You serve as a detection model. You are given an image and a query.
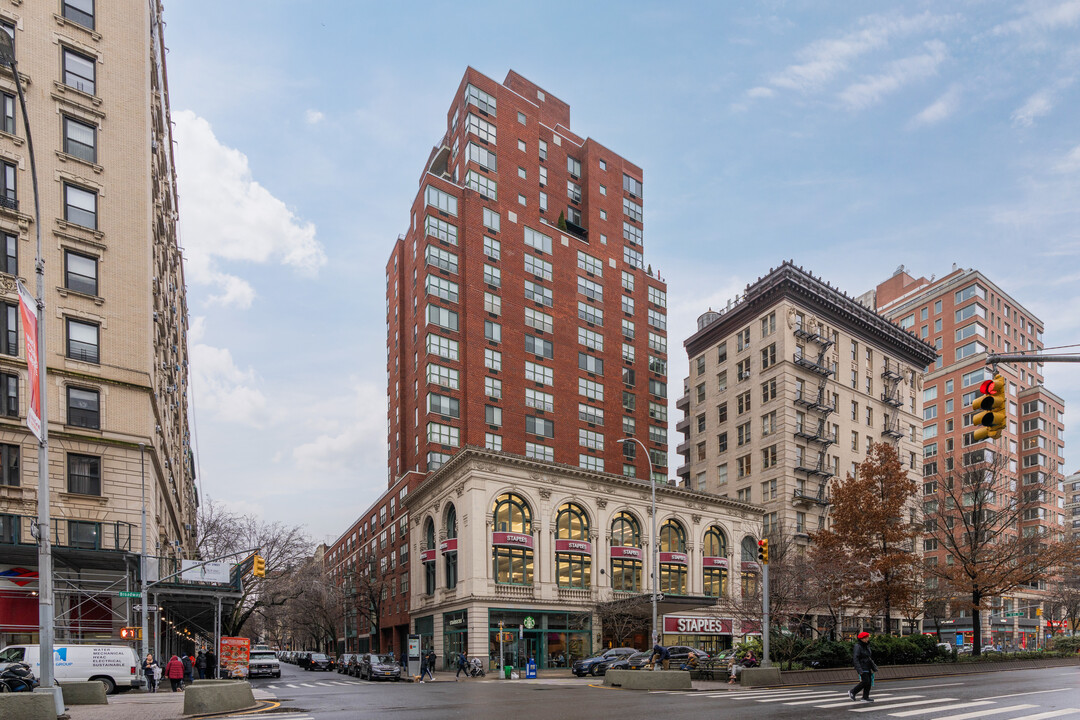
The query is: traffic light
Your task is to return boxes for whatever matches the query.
[1036,608,1043,617]
[252,554,266,577]
[757,539,769,565]
[972,374,1006,441]
[120,627,142,640]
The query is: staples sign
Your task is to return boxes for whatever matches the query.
[662,615,733,635]
[702,556,728,568]
[440,538,458,554]
[609,546,642,560]
[555,539,591,554]
[658,552,688,565]
[492,532,534,549]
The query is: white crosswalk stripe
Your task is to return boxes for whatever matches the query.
[265,684,278,689]
[786,693,902,705]
[1006,711,1080,720]
[889,701,1005,717]
[849,698,957,712]
[286,683,299,688]
[917,705,1038,720]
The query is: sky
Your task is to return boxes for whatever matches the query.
[161,0,1080,544]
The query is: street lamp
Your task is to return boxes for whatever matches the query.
[0,29,62,717]
[618,438,657,648]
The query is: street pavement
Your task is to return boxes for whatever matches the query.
[238,661,1079,720]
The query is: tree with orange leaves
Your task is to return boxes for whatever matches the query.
[812,441,919,634]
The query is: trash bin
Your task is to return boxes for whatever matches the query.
[503,665,512,679]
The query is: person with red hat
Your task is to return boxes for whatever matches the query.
[848,631,879,702]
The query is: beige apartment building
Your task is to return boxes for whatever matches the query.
[0,1,195,647]
[676,263,938,557]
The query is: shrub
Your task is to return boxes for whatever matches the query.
[1049,636,1080,653]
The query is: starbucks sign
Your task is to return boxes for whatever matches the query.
[523,616,536,630]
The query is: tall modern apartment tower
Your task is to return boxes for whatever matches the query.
[386,68,669,485]
[0,1,194,646]
[869,266,1066,645]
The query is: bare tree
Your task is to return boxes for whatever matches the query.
[1047,559,1080,640]
[805,542,860,640]
[594,596,650,647]
[922,446,1079,656]
[343,551,392,653]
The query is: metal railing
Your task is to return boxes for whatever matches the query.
[0,515,135,551]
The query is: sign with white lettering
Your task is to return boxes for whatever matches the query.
[609,546,642,559]
[420,549,436,563]
[659,552,688,565]
[662,615,733,635]
[741,561,760,572]
[702,556,728,569]
[555,539,591,554]
[440,538,458,554]
[181,559,232,584]
[492,532,534,549]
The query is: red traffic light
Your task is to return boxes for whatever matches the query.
[978,379,995,394]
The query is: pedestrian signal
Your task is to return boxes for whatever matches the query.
[757,539,769,565]
[972,374,1006,441]
[120,627,142,640]
[252,554,266,577]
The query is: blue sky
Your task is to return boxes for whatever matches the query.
[163,1,1080,541]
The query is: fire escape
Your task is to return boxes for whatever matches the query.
[792,322,834,530]
[880,359,905,442]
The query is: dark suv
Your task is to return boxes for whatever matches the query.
[360,653,401,682]
[572,647,637,677]
[338,654,356,674]
[306,653,333,671]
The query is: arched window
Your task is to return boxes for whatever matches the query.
[424,518,436,596]
[659,520,687,595]
[703,526,728,597]
[556,503,591,589]
[492,493,533,585]
[610,512,642,592]
[445,504,458,589]
[740,535,758,598]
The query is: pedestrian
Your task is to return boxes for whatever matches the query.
[141,654,159,693]
[420,652,433,682]
[848,631,879,703]
[651,642,670,670]
[426,649,436,676]
[727,653,739,684]
[206,650,217,680]
[456,651,468,679]
[164,654,184,692]
[181,653,194,687]
[196,649,207,679]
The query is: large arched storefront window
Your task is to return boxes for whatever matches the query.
[444,504,458,589]
[740,535,759,598]
[659,519,688,595]
[609,512,642,592]
[703,526,728,597]
[556,503,591,589]
[492,493,533,585]
[424,518,436,596]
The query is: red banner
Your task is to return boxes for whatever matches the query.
[555,539,591,554]
[610,546,642,560]
[420,549,436,563]
[663,615,732,635]
[440,538,458,554]
[17,281,40,442]
[702,556,728,568]
[492,532,533,549]
[741,561,760,572]
[659,552,688,565]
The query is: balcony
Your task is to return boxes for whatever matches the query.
[0,194,16,213]
[881,418,904,439]
[675,394,689,412]
[881,390,903,409]
[793,353,834,377]
[794,424,836,447]
[493,583,535,601]
[881,360,903,381]
[564,219,588,240]
[0,516,136,552]
[558,587,594,603]
[795,461,834,479]
[792,487,831,507]
[676,416,691,434]
[795,392,835,414]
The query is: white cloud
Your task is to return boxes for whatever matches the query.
[189,315,207,343]
[769,12,946,94]
[305,109,325,125]
[746,86,775,99]
[1055,143,1080,173]
[291,381,386,476]
[909,84,962,127]
[838,40,948,111]
[992,0,1080,35]
[190,344,275,428]
[174,110,326,308]
[1012,89,1056,126]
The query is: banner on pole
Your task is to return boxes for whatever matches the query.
[16,280,40,442]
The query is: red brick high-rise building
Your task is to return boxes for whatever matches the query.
[386,68,669,482]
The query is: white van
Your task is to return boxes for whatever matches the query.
[0,644,143,694]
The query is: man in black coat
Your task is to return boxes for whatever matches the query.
[849,631,879,702]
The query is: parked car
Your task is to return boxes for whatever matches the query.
[338,654,356,674]
[359,653,401,681]
[306,653,333,671]
[605,650,650,672]
[666,646,710,665]
[572,647,637,677]
[346,654,362,677]
[248,650,281,679]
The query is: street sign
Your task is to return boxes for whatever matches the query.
[1005,611,1023,617]
[119,591,142,598]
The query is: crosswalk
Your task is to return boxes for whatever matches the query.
[648,686,1080,719]
[265,679,367,690]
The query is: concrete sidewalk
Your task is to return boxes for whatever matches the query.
[66,687,274,720]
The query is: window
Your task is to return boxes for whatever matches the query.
[622,319,635,339]
[577,250,603,276]
[69,520,100,549]
[485,433,502,451]
[484,292,501,316]
[567,180,582,203]
[623,197,643,222]
[578,301,603,326]
[524,225,552,254]
[760,312,776,336]
[0,161,15,210]
[649,379,666,398]
[1,232,14,276]
[0,303,15,357]
[955,341,986,360]
[761,378,776,403]
[578,327,603,352]
[623,173,643,197]
[525,361,552,386]
[717,402,728,423]
[483,235,500,260]
[621,270,635,292]
[427,393,460,419]
[525,334,553,359]
[955,284,987,304]
[623,221,643,246]
[622,342,635,363]
[1,93,14,135]
[427,421,459,447]
[0,371,16,417]
[736,358,751,381]
[485,405,502,427]
[647,308,666,330]
[465,113,496,143]
[67,386,99,429]
[578,401,602,424]
[737,421,751,446]
[579,377,603,402]
[66,318,99,363]
[481,207,500,234]
[482,263,501,288]
[648,355,666,375]
[760,343,776,369]
[609,512,642,592]
[465,171,497,200]
[425,185,457,216]
[426,363,459,389]
[578,276,603,301]
[524,307,552,334]
[567,155,581,178]
[648,286,667,308]
[649,332,667,354]
[623,246,643,269]
[466,142,498,172]
[493,493,533,585]
[955,304,986,323]
[578,352,603,375]
[425,304,458,332]
[717,432,728,453]
[0,443,16,487]
[556,503,591,588]
[425,274,459,303]
[484,376,502,399]
[62,48,96,95]
[484,348,501,372]
[464,84,496,115]
[526,415,554,438]
[426,334,458,361]
[67,453,100,495]
[736,391,751,415]
[524,253,552,280]
[761,411,777,437]
[736,454,751,478]
[580,428,604,451]
[62,116,97,163]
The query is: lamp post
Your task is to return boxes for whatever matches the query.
[140,443,149,662]
[618,438,657,647]
[0,30,62,717]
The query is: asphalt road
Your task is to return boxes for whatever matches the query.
[239,661,1080,720]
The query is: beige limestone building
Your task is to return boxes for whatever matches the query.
[0,1,194,647]
[675,263,937,568]
[405,448,762,671]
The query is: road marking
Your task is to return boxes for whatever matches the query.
[314,681,334,686]
[889,701,996,717]
[1007,711,1080,720]
[300,682,316,687]
[918,705,1037,720]
[754,690,843,701]
[849,698,957,712]
[265,685,277,689]
[786,694,904,705]
[285,683,299,688]
[984,689,1072,700]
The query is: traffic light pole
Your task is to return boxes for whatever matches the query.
[985,353,1080,364]
[761,562,771,669]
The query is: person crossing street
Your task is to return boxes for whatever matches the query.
[849,631,879,702]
